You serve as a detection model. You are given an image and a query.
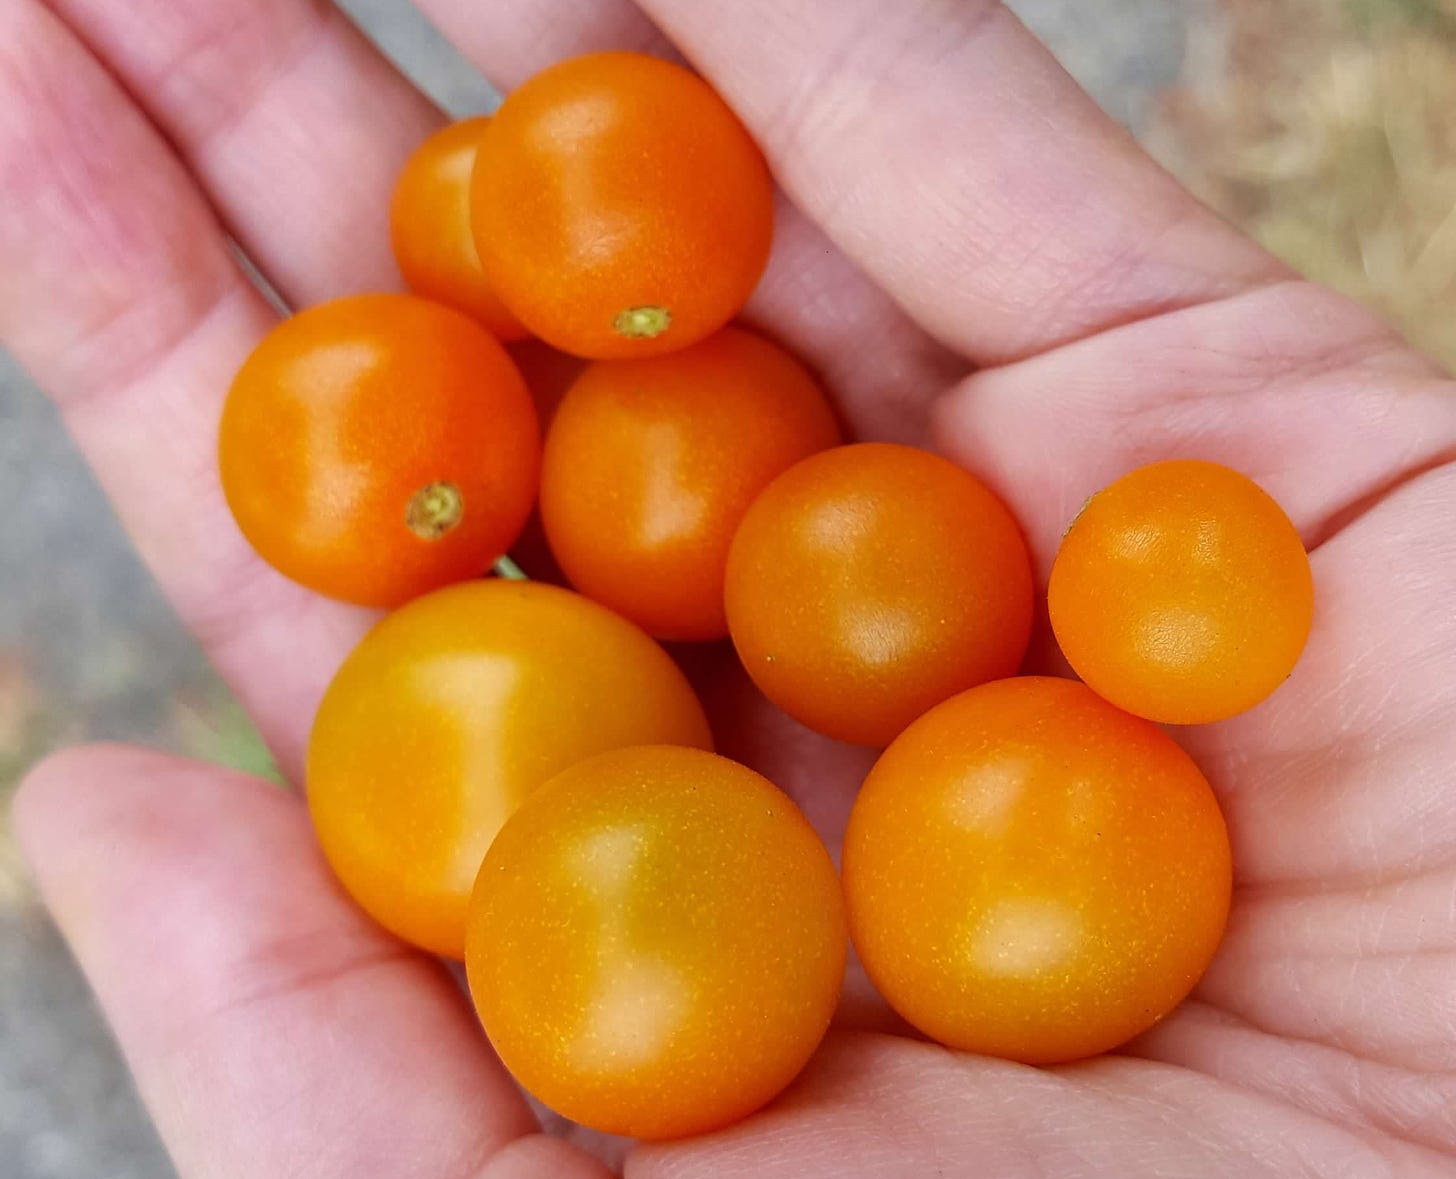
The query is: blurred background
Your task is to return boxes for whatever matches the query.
[2,0,1453,1175]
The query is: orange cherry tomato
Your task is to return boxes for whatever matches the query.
[724,443,1035,747]
[1049,459,1314,724]
[219,294,539,608]
[307,581,713,958]
[843,676,1231,1065]
[466,745,846,1139]
[539,327,841,641]
[471,52,774,359]
[390,118,529,341]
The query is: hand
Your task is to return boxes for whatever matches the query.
[5,1,1455,1175]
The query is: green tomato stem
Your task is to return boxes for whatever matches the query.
[493,554,529,581]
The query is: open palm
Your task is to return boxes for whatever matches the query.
[6,1,1456,1175]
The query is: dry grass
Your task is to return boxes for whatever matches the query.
[1153,0,1456,370]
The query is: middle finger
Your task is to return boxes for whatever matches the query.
[416,0,965,438]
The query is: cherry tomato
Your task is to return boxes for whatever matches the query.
[219,294,539,608]
[724,443,1035,747]
[1049,459,1314,724]
[471,52,774,359]
[843,676,1231,1064]
[466,745,846,1139]
[307,581,713,959]
[540,327,841,641]
[390,118,528,341]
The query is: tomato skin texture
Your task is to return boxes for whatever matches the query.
[1049,459,1314,724]
[843,677,1231,1065]
[466,745,846,1140]
[540,327,842,641]
[307,581,713,959]
[390,118,529,341]
[724,443,1035,747]
[471,52,774,359]
[219,294,540,608]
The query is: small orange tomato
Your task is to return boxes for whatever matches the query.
[466,745,846,1139]
[219,294,539,608]
[307,581,713,959]
[843,677,1231,1065]
[390,118,528,340]
[471,52,774,359]
[1049,459,1314,724]
[540,327,841,641]
[724,443,1035,747]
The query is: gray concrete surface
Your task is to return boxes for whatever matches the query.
[0,3,1190,1176]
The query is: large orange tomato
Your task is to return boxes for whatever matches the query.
[843,676,1231,1064]
[390,118,528,340]
[466,745,846,1139]
[1049,459,1314,724]
[219,294,539,608]
[725,443,1035,747]
[307,581,713,959]
[471,53,774,359]
[539,327,841,641]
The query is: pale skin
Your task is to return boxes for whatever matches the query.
[3,0,1455,1174]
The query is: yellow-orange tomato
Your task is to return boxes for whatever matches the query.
[390,118,528,340]
[725,443,1035,747]
[540,327,841,641]
[307,581,712,958]
[471,53,774,359]
[843,677,1231,1064]
[219,294,539,608]
[1049,459,1314,724]
[466,745,845,1139]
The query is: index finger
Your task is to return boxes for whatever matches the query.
[0,3,371,780]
